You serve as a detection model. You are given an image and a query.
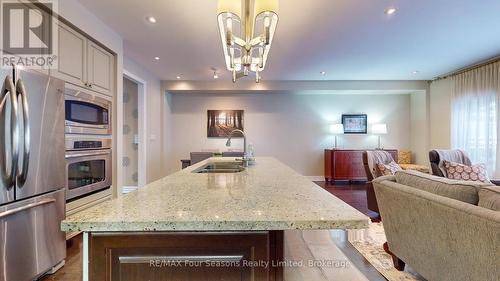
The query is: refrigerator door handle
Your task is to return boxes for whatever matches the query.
[15,79,30,186]
[0,76,19,188]
[0,198,56,219]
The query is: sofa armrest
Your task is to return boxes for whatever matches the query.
[373,180,500,281]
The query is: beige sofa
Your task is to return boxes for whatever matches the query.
[373,170,500,281]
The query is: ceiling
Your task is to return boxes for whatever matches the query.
[78,0,500,81]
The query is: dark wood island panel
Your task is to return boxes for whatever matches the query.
[88,231,283,281]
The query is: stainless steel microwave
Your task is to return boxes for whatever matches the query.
[65,84,112,135]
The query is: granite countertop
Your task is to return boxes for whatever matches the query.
[61,157,369,232]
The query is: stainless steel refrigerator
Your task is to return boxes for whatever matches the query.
[0,66,66,281]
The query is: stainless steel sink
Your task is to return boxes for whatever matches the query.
[193,162,245,173]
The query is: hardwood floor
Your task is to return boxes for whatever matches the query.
[315,181,380,220]
[316,181,386,280]
[41,182,383,281]
[40,236,83,281]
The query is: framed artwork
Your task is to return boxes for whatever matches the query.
[342,114,367,134]
[207,110,244,138]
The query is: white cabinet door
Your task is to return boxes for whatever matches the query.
[53,23,86,87]
[87,42,113,96]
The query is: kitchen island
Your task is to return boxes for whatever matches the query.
[62,157,369,281]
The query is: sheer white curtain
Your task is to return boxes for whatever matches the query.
[451,62,500,177]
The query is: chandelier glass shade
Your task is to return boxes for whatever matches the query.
[217,0,279,83]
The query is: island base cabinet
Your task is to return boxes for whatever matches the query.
[88,231,283,281]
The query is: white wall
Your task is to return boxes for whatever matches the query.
[410,91,430,165]
[168,93,414,176]
[164,93,174,174]
[124,57,169,183]
[429,78,452,149]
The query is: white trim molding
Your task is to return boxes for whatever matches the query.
[83,232,89,281]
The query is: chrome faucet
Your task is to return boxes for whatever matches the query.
[226,129,251,166]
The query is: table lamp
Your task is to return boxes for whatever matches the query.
[329,124,344,148]
[372,123,387,149]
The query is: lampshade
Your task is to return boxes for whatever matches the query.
[253,0,279,15]
[372,123,388,135]
[217,0,242,19]
[329,124,344,135]
[251,0,279,72]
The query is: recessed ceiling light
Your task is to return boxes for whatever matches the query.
[147,16,157,23]
[320,71,326,76]
[154,56,160,61]
[385,7,397,15]
[176,75,181,79]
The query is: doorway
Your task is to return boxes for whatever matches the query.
[122,71,147,193]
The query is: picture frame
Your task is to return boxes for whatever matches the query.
[207,110,244,138]
[341,114,367,134]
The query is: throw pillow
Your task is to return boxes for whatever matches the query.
[376,161,402,176]
[398,150,412,164]
[443,160,491,183]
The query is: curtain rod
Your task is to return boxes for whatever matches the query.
[433,54,500,81]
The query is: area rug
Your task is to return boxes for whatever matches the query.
[347,222,426,281]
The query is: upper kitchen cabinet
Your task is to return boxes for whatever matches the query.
[55,23,86,86]
[87,42,113,95]
[53,22,114,97]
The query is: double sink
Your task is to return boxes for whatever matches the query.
[193,161,245,174]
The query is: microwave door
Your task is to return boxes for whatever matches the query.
[0,70,16,205]
[14,70,65,201]
[64,87,111,135]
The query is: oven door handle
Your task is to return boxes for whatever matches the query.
[65,150,111,159]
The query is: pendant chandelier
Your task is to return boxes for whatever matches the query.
[217,0,279,83]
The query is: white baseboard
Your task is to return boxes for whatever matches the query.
[306,176,325,182]
[122,186,138,194]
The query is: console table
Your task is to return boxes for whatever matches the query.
[324,149,398,184]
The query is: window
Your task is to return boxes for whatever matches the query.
[451,63,499,176]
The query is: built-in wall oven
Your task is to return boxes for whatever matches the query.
[65,84,112,135]
[65,136,112,201]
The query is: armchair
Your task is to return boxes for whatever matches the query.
[363,150,396,216]
[429,149,500,185]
